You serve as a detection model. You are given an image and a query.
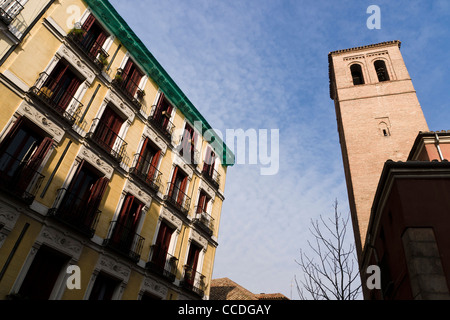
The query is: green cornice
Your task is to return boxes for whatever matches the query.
[83,0,234,166]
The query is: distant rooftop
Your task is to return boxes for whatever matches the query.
[210,278,289,300]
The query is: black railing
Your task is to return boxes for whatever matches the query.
[201,165,220,189]
[148,104,174,141]
[66,28,109,71]
[146,244,178,282]
[111,68,144,112]
[180,265,206,298]
[129,153,162,193]
[194,207,215,236]
[29,72,83,125]
[0,152,44,205]
[48,188,101,238]
[103,220,145,262]
[87,118,128,163]
[164,182,191,215]
[0,0,24,25]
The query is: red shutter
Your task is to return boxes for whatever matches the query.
[197,193,207,213]
[48,63,69,92]
[58,76,82,111]
[121,58,133,82]
[155,93,165,118]
[90,31,107,57]
[162,101,173,130]
[86,176,109,224]
[169,166,178,198]
[153,222,173,267]
[0,116,23,154]
[82,14,96,32]
[147,149,161,181]
[126,68,142,96]
[136,137,149,171]
[177,175,188,205]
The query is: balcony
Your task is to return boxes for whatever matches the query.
[87,118,128,163]
[29,72,83,125]
[129,153,162,193]
[103,220,145,262]
[201,165,220,189]
[164,182,191,216]
[148,105,174,142]
[0,152,44,205]
[180,265,206,298]
[0,0,24,25]
[66,28,109,71]
[111,68,144,112]
[194,207,215,237]
[48,188,101,238]
[146,244,178,282]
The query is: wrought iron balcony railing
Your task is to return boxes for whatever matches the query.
[129,153,162,193]
[0,0,24,25]
[0,152,44,205]
[164,182,191,215]
[201,165,220,189]
[194,207,215,236]
[148,104,174,141]
[48,188,101,238]
[66,28,109,71]
[111,68,144,112]
[146,244,178,282]
[29,72,83,125]
[103,220,145,262]
[180,265,206,298]
[87,118,128,163]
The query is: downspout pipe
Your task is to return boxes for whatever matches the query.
[434,133,445,161]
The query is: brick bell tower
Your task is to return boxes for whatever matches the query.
[328,40,429,261]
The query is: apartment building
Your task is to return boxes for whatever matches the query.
[0,0,234,300]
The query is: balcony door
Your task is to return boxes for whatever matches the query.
[110,194,144,249]
[43,60,82,113]
[80,14,108,58]
[168,166,188,206]
[180,123,197,163]
[184,242,201,286]
[94,105,124,152]
[153,93,173,130]
[152,221,175,268]
[18,246,69,300]
[59,160,108,230]
[0,117,53,195]
[202,147,216,178]
[135,138,161,182]
[121,58,143,97]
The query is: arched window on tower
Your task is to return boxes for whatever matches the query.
[374,60,390,82]
[350,64,364,85]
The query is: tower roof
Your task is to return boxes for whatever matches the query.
[328,40,401,99]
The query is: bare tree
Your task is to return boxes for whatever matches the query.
[295,199,361,300]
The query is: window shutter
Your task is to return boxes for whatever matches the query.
[82,14,96,32]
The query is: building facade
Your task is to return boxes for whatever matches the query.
[0,0,234,300]
[328,40,429,259]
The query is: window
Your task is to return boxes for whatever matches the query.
[196,190,210,214]
[106,193,144,260]
[91,105,126,161]
[350,64,364,85]
[0,117,52,202]
[39,60,83,115]
[0,0,25,25]
[79,14,109,61]
[151,221,175,268]
[51,160,108,237]
[183,242,202,288]
[179,123,197,164]
[89,272,120,300]
[132,137,161,187]
[150,93,174,138]
[374,60,390,82]
[119,58,143,97]
[18,246,69,300]
[202,147,215,178]
[168,166,188,207]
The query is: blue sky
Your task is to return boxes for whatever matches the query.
[109,0,450,299]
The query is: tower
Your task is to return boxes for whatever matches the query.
[328,41,429,260]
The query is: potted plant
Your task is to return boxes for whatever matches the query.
[97,53,109,69]
[69,27,84,40]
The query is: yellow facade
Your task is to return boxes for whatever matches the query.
[0,0,231,300]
